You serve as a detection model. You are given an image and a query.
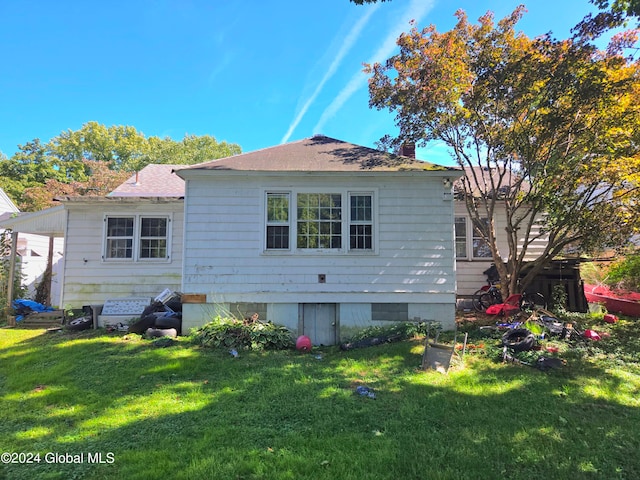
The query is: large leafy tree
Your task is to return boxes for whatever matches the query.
[575,0,640,38]
[0,122,242,211]
[366,6,640,295]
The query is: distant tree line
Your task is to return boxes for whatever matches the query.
[0,122,241,211]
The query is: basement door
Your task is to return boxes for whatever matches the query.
[301,303,337,346]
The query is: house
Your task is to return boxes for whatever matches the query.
[174,135,462,343]
[1,136,464,342]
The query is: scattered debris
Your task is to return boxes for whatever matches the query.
[355,386,376,399]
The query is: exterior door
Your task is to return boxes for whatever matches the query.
[301,303,337,346]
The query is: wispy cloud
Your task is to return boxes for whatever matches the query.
[313,0,435,135]
[280,5,380,144]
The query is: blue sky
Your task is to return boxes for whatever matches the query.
[0,0,602,166]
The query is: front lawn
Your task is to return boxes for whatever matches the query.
[1,318,639,479]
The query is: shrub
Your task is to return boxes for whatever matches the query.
[345,322,433,343]
[605,253,640,291]
[190,317,294,351]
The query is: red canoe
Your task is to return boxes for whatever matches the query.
[583,284,640,318]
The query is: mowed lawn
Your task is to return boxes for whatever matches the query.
[1,322,639,480]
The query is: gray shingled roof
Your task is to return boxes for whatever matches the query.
[176,135,456,173]
[109,164,184,197]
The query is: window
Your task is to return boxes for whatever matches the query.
[104,215,170,261]
[472,218,492,258]
[455,216,492,259]
[105,217,134,259]
[266,193,290,249]
[264,190,375,253]
[297,193,342,249]
[350,194,373,250]
[454,217,467,258]
[140,217,168,259]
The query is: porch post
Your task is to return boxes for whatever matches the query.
[44,236,54,306]
[5,230,18,326]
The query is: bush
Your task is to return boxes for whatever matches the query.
[345,322,433,343]
[190,317,294,351]
[605,253,640,291]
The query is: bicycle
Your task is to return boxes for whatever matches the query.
[472,279,547,313]
[472,281,502,312]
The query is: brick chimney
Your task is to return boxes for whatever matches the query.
[399,142,416,158]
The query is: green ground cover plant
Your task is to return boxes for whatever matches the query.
[0,315,639,480]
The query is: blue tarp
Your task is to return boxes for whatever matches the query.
[12,299,55,322]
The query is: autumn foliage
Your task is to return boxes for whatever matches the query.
[366,6,640,294]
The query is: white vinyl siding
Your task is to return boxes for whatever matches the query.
[183,175,455,300]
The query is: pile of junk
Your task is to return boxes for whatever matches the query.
[126,290,183,337]
[64,289,184,337]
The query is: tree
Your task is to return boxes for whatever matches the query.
[49,122,153,171]
[144,134,241,168]
[366,6,640,296]
[20,160,130,211]
[0,122,242,211]
[574,0,640,39]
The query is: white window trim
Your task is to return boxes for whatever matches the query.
[454,216,468,259]
[455,216,492,260]
[262,188,378,255]
[102,213,173,263]
[265,192,292,252]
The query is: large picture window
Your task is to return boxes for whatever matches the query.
[297,193,342,249]
[264,190,375,253]
[104,215,170,261]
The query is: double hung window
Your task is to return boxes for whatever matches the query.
[104,215,170,261]
[454,216,491,259]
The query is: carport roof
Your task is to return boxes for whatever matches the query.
[0,205,66,237]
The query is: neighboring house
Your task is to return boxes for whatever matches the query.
[443,166,548,296]
[453,202,548,296]
[174,135,462,343]
[0,188,64,306]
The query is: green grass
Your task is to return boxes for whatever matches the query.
[1,320,639,480]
